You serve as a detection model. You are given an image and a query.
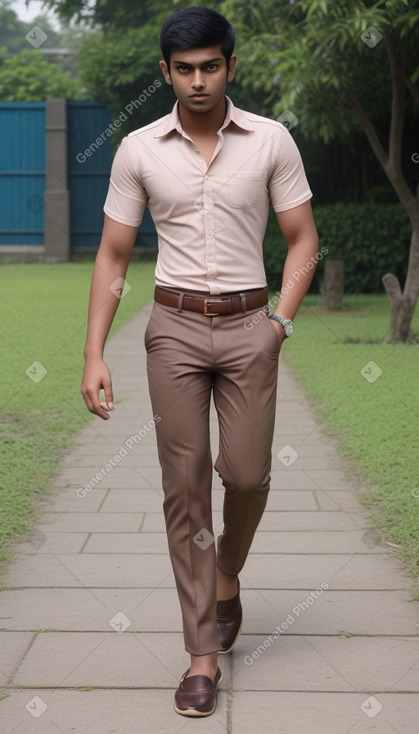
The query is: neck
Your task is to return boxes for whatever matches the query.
[178,96,227,138]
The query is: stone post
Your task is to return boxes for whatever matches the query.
[321,260,345,310]
[44,99,70,261]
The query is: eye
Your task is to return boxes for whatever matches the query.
[206,64,218,71]
[176,65,190,73]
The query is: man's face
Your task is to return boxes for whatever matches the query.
[159,44,237,114]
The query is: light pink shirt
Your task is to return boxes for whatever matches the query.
[104,96,312,294]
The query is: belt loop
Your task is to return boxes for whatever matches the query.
[177,292,185,313]
[240,292,247,314]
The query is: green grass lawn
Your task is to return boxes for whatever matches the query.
[281,294,419,592]
[0,259,156,574]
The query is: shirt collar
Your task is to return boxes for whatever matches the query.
[154,96,254,138]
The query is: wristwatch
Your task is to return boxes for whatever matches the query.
[269,314,293,337]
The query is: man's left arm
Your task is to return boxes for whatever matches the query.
[270,200,319,343]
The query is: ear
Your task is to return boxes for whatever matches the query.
[227,55,237,83]
[159,59,172,85]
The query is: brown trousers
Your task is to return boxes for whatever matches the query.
[144,298,280,655]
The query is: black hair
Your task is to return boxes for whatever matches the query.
[160,6,235,70]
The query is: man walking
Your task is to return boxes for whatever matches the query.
[81,6,318,718]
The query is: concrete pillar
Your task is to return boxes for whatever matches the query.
[44,98,70,261]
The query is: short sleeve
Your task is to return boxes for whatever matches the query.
[269,126,313,212]
[103,136,148,226]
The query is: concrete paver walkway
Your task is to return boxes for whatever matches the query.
[1,306,418,733]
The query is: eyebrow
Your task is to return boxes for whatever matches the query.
[172,57,223,67]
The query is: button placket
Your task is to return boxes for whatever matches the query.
[203,174,217,282]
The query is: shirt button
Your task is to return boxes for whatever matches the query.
[207,232,214,238]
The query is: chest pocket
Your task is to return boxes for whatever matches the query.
[229,171,266,209]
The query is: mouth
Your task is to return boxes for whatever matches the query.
[189,94,210,101]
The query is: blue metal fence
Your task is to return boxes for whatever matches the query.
[67,100,114,250]
[0,100,156,251]
[0,102,46,245]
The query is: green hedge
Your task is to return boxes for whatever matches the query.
[263,202,412,293]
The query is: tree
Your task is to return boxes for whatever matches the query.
[0,0,85,100]
[0,47,83,100]
[221,0,419,341]
[0,0,29,56]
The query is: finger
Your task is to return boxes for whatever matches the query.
[103,378,114,411]
[85,389,110,420]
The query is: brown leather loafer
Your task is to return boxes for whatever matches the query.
[217,578,243,653]
[174,667,223,717]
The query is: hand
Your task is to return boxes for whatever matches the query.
[81,356,114,420]
[269,319,286,350]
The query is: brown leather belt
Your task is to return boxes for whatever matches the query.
[154,285,268,316]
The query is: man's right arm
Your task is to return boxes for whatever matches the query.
[81,215,138,420]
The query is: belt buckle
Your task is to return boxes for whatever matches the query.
[203,298,221,316]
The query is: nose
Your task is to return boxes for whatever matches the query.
[191,70,205,90]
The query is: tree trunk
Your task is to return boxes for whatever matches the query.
[321,260,344,310]
[382,222,419,342]
[346,36,419,343]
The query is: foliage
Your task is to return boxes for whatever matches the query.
[75,22,174,129]
[219,0,419,194]
[0,47,83,101]
[221,0,419,140]
[0,0,29,56]
[0,1,85,100]
[0,0,78,55]
[263,202,411,293]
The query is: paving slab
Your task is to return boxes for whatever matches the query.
[259,510,363,532]
[36,488,109,513]
[0,690,228,734]
[243,552,410,589]
[0,587,181,631]
[36,512,144,532]
[232,635,419,691]
[54,467,160,490]
[2,553,174,589]
[315,489,369,512]
[1,304,417,734]
[11,532,88,554]
[248,529,391,554]
[11,632,194,688]
[231,693,418,734]
[82,531,169,554]
[257,489,321,511]
[240,589,419,636]
[0,633,34,685]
